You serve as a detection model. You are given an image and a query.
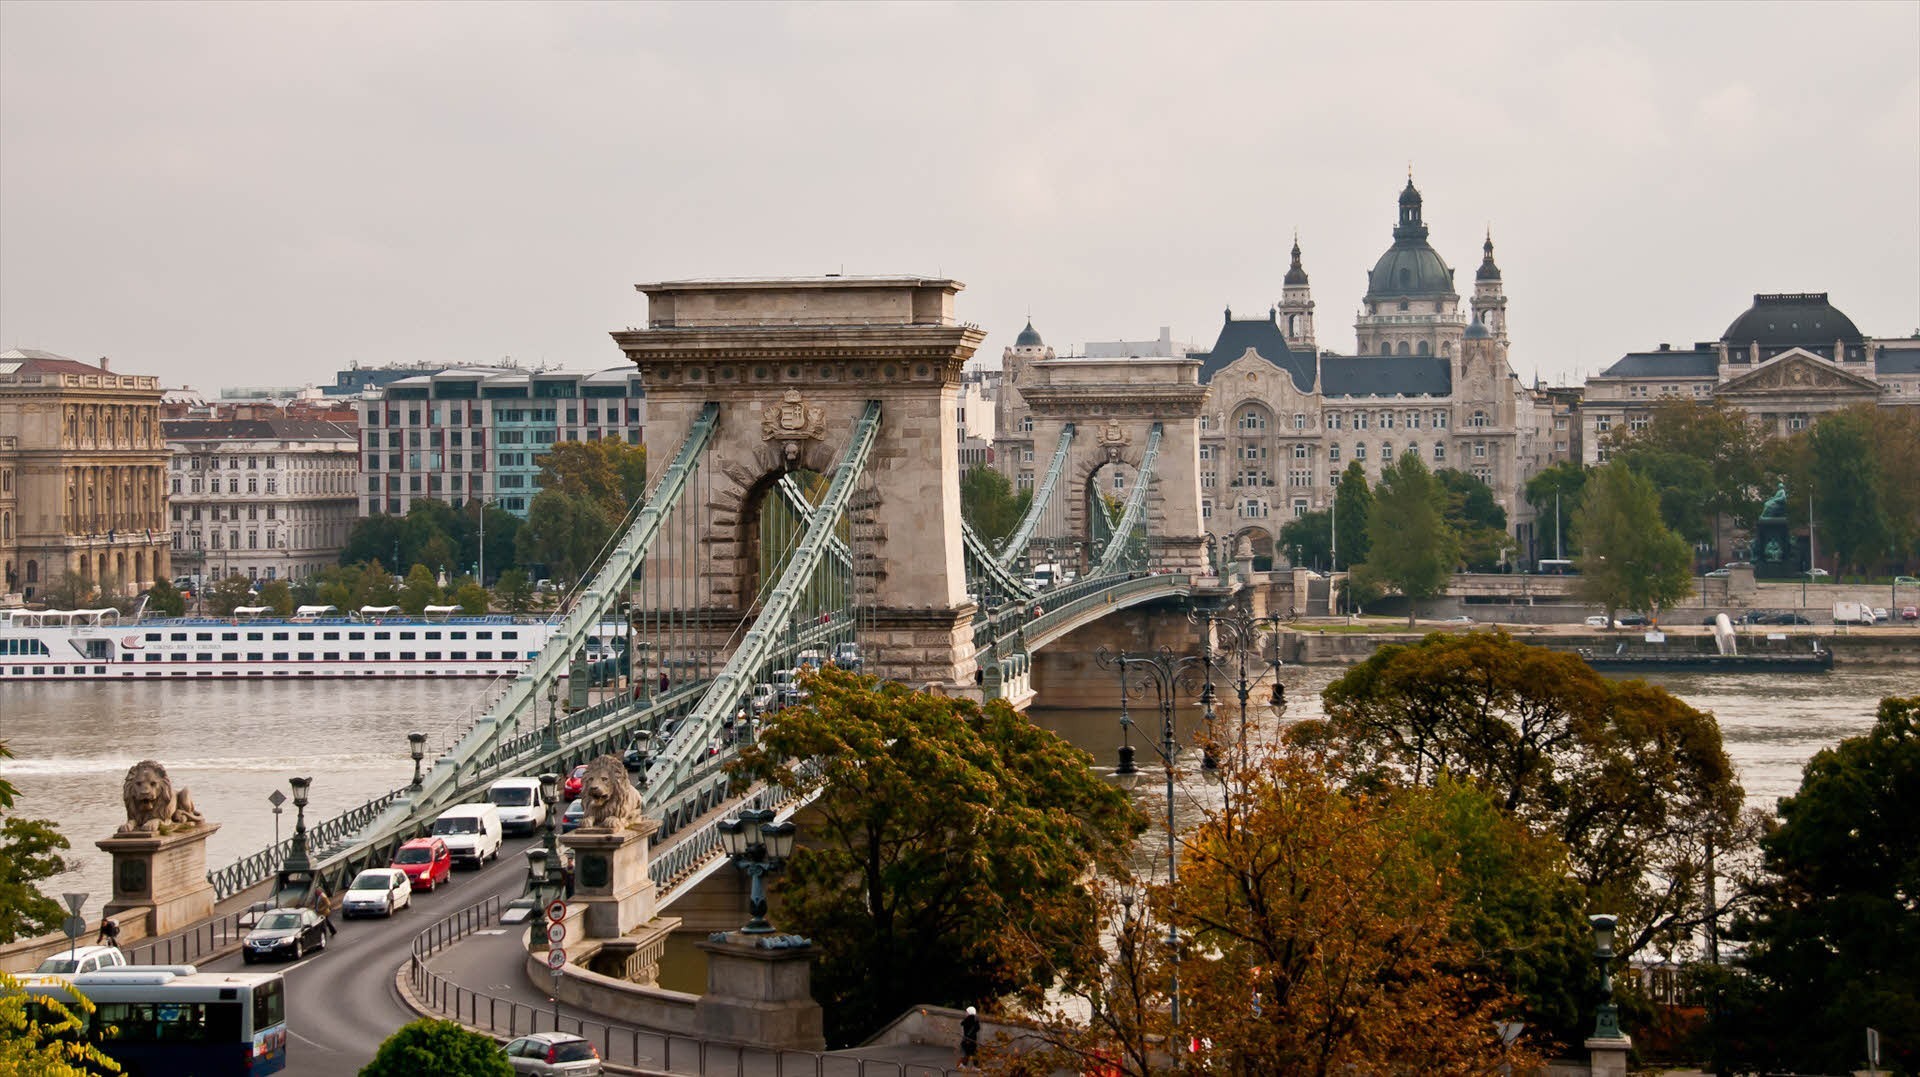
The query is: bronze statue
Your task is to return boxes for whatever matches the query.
[1760,480,1789,521]
[578,754,642,831]
[118,761,206,835]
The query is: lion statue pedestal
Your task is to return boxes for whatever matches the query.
[96,761,218,937]
[558,754,668,941]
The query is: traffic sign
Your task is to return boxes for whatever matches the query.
[61,916,87,940]
[62,893,88,916]
[546,947,567,970]
[545,923,566,945]
[545,900,566,922]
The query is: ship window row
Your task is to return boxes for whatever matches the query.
[142,651,514,663]
[149,629,516,643]
[2,639,53,656]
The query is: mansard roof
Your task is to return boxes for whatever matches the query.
[1598,348,1720,379]
[1194,311,1316,393]
[1875,344,1920,376]
[1320,355,1452,397]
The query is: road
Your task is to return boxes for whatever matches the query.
[200,834,541,1077]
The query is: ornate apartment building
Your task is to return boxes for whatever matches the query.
[994,178,1558,565]
[164,418,360,583]
[0,350,169,601]
[1581,293,1920,463]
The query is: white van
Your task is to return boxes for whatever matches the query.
[431,803,503,867]
[486,777,549,836]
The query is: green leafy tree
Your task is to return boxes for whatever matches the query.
[35,572,93,609]
[536,439,648,524]
[341,513,406,568]
[1334,460,1372,567]
[1603,399,1771,542]
[1300,632,1745,963]
[1278,509,1332,569]
[516,490,611,584]
[397,564,441,615]
[205,574,254,616]
[494,568,534,614]
[1524,460,1587,561]
[0,970,122,1075]
[1806,409,1888,576]
[1574,462,1693,622]
[466,500,522,583]
[144,577,186,617]
[358,1017,511,1077]
[1437,469,1515,572]
[958,465,1032,546]
[0,742,72,944]
[1366,451,1460,626]
[729,668,1142,1047]
[257,579,294,617]
[1710,697,1920,1075]
[453,581,489,615]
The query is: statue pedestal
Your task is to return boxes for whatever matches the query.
[97,824,220,937]
[694,932,825,1051]
[1585,1035,1632,1077]
[560,819,660,940]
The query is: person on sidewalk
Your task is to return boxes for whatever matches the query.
[959,1005,980,1068]
[311,889,339,936]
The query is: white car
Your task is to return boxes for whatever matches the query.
[34,945,126,976]
[341,867,412,918]
[1584,615,1611,628]
[1873,608,1890,623]
[1443,615,1474,625]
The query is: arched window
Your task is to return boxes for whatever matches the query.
[1442,341,1453,355]
[26,559,38,583]
[1397,341,1411,356]
[1379,341,1392,355]
[1417,340,1430,355]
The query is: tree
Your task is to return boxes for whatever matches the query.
[1711,697,1920,1075]
[1602,399,1770,542]
[0,969,122,1075]
[1574,462,1693,621]
[205,574,254,617]
[35,572,93,610]
[729,668,1142,1047]
[397,564,441,615]
[0,742,72,944]
[516,490,611,584]
[1333,461,1372,567]
[358,1017,511,1077]
[257,579,294,617]
[1524,461,1587,561]
[144,577,186,617]
[1366,450,1460,627]
[453,581,489,615]
[1277,510,1332,569]
[1301,631,1746,963]
[1806,409,1888,576]
[1027,748,1546,1075]
[958,465,1031,546]
[1437,469,1515,572]
[466,499,522,584]
[341,513,407,569]
[494,568,533,614]
[536,439,648,525]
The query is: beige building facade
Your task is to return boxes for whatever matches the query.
[0,350,169,602]
[164,419,360,584]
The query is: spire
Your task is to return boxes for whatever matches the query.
[1476,229,1502,282]
[1284,229,1309,286]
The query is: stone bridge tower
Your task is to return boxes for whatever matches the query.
[612,277,986,688]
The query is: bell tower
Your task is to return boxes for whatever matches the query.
[1471,230,1508,344]
[1276,232,1316,351]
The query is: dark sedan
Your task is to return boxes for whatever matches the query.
[242,907,328,963]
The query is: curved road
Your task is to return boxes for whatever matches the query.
[200,835,540,1077]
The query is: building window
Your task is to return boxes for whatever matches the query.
[1354,412,1369,430]
[1292,498,1308,518]
[1787,413,1808,431]
[1381,442,1393,460]
[1198,444,1213,461]
[1433,411,1448,429]
[1470,410,1488,428]
[1628,415,1648,432]
[1199,414,1213,431]
[1473,441,1487,458]
[1292,413,1306,430]
[1017,415,1033,433]
[1407,412,1421,429]
[1355,444,1367,460]
[1201,499,1213,520]
[1289,469,1311,487]
[1594,416,1612,432]
[1239,409,1267,432]
[1433,442,1445,461]
[1291,444,1308,460]
[1473,466,1493,485]
[1201,471,1217,488]
[1022,448,1034,464]
[1326,412,1343,430]
[1112,471,1126,491]
[1328,444,1341,462]
[1380,412,1395,430]
[1016,473,1034,490]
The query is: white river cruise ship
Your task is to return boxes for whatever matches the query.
[0,605,624,682]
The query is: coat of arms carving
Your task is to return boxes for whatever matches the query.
[763,389,827,444]
[1098,418,1131,462]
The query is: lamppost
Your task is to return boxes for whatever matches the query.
[1098,644,1211,1035]
[281,776,314,882]
[407,732,427,790]
[1589,914,1625,1041]
[1190,602,1289,767]
[538,771,562,890]
[717,808,797,934]
[526,848,552,945]
[542,680,561,755]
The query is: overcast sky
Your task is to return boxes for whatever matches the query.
[2,1,1915,391]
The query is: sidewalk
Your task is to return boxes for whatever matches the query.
[416,926,964,1076]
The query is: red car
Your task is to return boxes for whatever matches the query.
[563,764,588,802]
[393,837,452,892]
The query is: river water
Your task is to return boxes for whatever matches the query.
[1,665,1912,903]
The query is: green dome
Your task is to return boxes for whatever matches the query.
[1366,179,1455,299]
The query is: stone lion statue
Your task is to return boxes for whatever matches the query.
[578,754,642,831]
[118,761,206,836]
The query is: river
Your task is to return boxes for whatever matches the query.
[1,665,1912,904]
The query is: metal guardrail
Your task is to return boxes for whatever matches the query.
[995,423,1073,567]
[210,784,411,900]
[120,906,257,967]
[407,894,958,1076]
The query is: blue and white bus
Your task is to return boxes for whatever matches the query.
[19,966,288,1075]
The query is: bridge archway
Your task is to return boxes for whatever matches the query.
[613,277,986,687]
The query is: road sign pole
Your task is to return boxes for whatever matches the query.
[62,893,88,964]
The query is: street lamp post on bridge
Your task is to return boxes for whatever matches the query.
[718,808,797,934]
[1189,602,1290,767]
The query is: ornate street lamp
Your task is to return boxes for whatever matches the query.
[1589,914,1625,1041]
[1189,602,1289,767]
[407,732,427,790]
[525,848,551,945]
[538,771,562,888]
[542,680,561,754]
[718,808,797,934]
[282,776,314,875]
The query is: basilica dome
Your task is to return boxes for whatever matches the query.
[1365,179,1456,300]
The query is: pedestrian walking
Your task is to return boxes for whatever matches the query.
[311,889,339,937]
[95,917,121,948]
[958,1005,980,1068]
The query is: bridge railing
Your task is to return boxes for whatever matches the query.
[209,783,413,900]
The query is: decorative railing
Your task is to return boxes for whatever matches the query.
[209,783,410,900]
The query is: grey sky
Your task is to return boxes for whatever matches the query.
[3,1,1915,391]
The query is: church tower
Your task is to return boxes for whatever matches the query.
[1471,231,1508,344]
[1276,232,1316,351]
[995,319,1053,441]
[1355,175,1464,358]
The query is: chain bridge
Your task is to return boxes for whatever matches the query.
[206,276,1220,914]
